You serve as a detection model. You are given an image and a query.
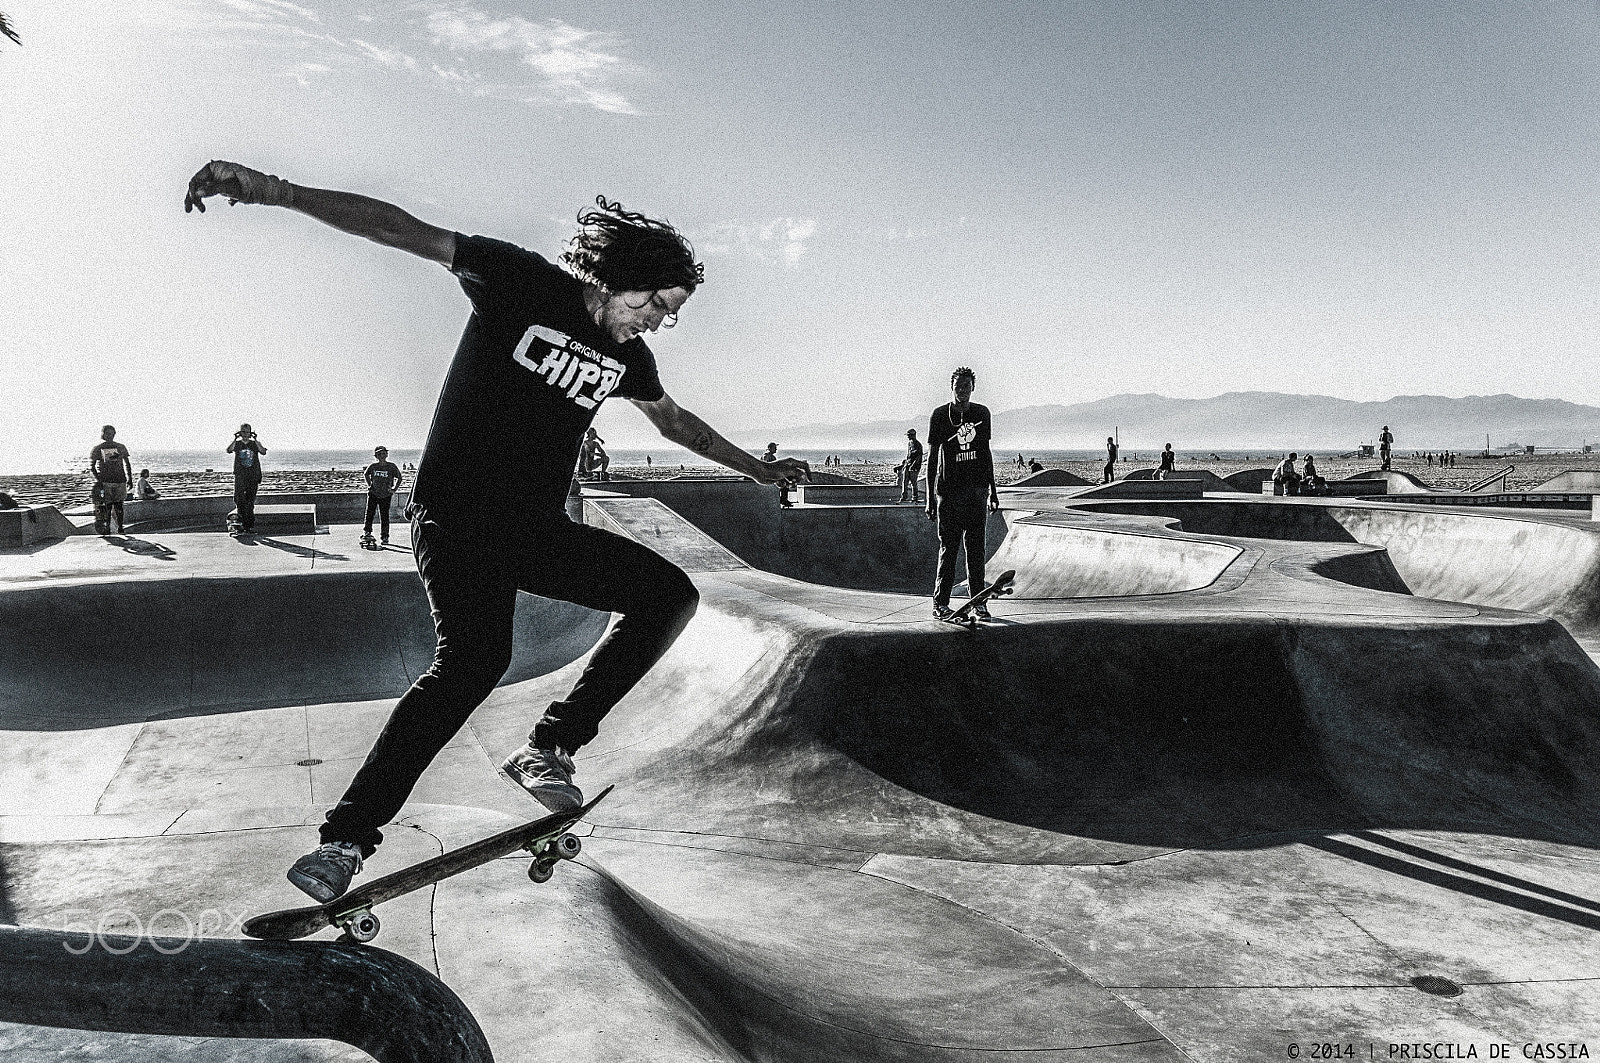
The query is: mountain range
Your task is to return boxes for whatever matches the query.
[733,393,1600,452]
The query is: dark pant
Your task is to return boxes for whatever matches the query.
[933,500,988,607]
[234,479,260,529]
[899,461,922,501]
[321,507,699,855]
[94,482,127,533]
[1103,461,1115,482]
[363,495,392,538]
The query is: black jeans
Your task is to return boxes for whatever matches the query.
[933,499,988,607]
[363,495,392,538]
[321,507,699,855]
[234,479,260,529]
[898,461,922,501]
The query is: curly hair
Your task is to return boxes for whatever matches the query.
[951,366,976,388]
[561,196,704,294]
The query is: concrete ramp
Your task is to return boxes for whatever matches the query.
[0,506,76,547]
[1531,469,1600,493]
[1012,468,1092,487]
[989,514,1242,598]
[11,493,1600,1057]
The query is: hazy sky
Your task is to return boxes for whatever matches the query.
[4,1,1600,471]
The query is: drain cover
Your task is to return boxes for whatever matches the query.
[296,759,324,767]
[1410,975,1464,997]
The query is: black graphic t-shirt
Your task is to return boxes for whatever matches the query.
[928,402,993,504]
[89,441,130,483]
[365,461,403,498]
[231,440,265,483]
[412,234,665,519]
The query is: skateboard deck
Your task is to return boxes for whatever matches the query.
[244,786,613,943]
[941,569,1016,627]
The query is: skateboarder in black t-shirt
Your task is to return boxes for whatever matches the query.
[185,160,809,903]
[925,367,1000,620]
[226,424,267,533]
[362,446,403,545]
[89,425,133,535]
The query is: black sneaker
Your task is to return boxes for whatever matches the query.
[287,841,364,903]
[502,743,583,812]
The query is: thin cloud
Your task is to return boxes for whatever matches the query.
[352,39,418,71]
[705,218,820,268]
[422,5,640,115]
[216,0,320,22]
[170,0,644,115]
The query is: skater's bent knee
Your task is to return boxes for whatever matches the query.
[638,568,698,627]
[426,646,512,693]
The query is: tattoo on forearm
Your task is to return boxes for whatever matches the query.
[691,431,713,455]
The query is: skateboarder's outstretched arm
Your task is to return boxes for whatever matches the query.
[633,392,809,487]
[185,161,456,267]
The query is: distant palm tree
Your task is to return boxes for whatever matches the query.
[1,12,19,47]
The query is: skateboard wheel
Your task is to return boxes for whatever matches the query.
[341,910,380,943]
[555,833,582,859]
[528,860,556,884]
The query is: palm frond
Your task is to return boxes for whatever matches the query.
[0,13,19,47]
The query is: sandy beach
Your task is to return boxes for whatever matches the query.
[2,451,1591,510]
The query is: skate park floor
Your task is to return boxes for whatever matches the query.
[4,486,1600,1060]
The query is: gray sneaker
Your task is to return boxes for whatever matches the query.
[933,603,954,620]
[973,601,992,620]
[287,841,364,903]
[502,743,583,812]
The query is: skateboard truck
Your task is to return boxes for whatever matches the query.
[525,831,583,883]
[336,907,382,944]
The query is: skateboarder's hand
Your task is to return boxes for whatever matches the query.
[754,457,809,488]
[184,160,295,214]
[925,501,937,522]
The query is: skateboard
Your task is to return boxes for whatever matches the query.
[940,569,1016,628]
[359,533,381,550]
[244,786,612,944]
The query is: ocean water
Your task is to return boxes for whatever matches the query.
[16,444,1310,476]
[25,448,427,475]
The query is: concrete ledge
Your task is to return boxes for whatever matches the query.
[230,504,317,533]
[62,492,409,530]
[0,506,77,547]
[797,483,914,505]
[1075,478,1205,500]
[1261,480,1388,498]
[1367,492,1592,510]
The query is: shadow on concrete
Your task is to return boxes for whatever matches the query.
[103,535,177,561]
[798,617,1600,855]
[0,572,607,730]
[249,535,349,562]
[1306,834,1600,932]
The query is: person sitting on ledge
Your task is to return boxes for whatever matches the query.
[1273,452,1302,496]
[132,469,161,501]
